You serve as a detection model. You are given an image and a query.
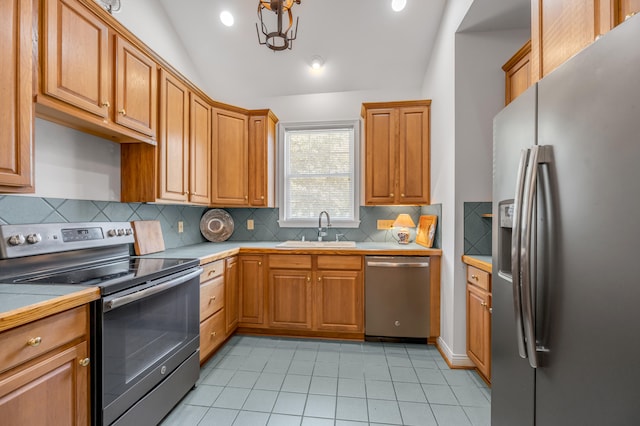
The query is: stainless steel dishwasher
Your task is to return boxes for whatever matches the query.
[365,256,430,341]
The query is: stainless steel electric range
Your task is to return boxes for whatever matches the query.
[0,222,202,426]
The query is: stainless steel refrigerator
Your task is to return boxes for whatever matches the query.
[491,16,640,426]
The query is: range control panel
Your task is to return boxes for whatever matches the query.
[0,222,135,259]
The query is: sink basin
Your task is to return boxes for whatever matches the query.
[276,241,357,248]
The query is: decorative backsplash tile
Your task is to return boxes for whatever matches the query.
[0,195,443,249]
[464,201,492,255]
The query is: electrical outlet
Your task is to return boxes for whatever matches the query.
[247,219,254,230]
[178,221,184,233]
[377,219,395,230]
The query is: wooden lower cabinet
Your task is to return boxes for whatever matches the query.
[224,256,239,335]
[238,255,266,327]
[0,306,91,425]
[315,270,363,333]
[200,309,226,362]
[465,265,492,382]
[266,254,364,336]
[268,269,313,330]
[198,258,226,363]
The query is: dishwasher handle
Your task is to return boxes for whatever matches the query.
[366,261,429,268]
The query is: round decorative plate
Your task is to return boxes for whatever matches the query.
[200,209,234,242]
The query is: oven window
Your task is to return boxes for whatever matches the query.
[102,279,198,406]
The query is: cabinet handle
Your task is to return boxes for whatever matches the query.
[244,195,248,200]
[471,274,478,280]
[79,358,90,367]
[401,193,405,197]
[306,276,311,282]
[119,109,126,116]
[211,331,217,337]
[210,296,216,302]
[481,302,487,307]
[317,277,321,282]
[101,101,110,108]
[258,262,262,266]
[27,336,42,347]
[260,196,264,200]
[208,270,216,276]
[390,193,394,197]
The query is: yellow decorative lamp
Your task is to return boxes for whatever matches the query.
[393,214,416,244]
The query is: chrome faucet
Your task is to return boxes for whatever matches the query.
[318,211,331,241]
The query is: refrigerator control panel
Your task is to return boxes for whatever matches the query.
[499,202,514,228]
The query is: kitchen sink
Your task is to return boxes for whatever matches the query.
[276,241,357,248]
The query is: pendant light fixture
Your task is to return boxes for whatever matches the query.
[256,0,301,51]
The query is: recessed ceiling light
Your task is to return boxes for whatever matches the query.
[391,0,407,12]
[310,56,325,70]
[220,10,234,27]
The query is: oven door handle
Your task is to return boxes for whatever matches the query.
[103,267,203,312]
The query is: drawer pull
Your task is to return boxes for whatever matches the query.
[119,108,126,116]
[27,337,42,347]
[211,332,217,338]
[471,274,479,280]
[481,302,487,307]
[210,296,216,302]
[79,358,90,367]
[208,270,216,276]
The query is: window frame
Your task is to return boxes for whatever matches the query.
[277,120,361,228]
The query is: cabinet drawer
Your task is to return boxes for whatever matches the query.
[200,275,224,320]
[269,255,312,269]
[317,255,362,270]
[201,259,224,282]
[200,309,225,362]
[0,306,87,374]
[467,266,491,291]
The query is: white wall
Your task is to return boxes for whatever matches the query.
[240,88,423,123]
[421,0,529,364]
[420,0,473,365]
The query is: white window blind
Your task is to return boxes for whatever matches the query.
[278,121,360,228]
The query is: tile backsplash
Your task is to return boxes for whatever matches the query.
[0,195,442,249]
[464,201,492,255]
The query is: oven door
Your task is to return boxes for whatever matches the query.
[100,267,201,425]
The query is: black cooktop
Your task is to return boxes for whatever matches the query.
[13,257,199,295]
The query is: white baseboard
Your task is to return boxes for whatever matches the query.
[437,337,476,368]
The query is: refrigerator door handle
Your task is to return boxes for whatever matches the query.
[521,145,545,368]
[511,149,529,359]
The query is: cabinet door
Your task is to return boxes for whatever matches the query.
[268,269,313,330]
[189,94,212,205]
[225,256,239,335]
[314,271,363,333]
[466,283,491,380]
[114,35,157,137]
[398,106,430,204]
[503,40,532,106]
[239,255,265,326]
[364,108,396,204]
[42,0,109,118]
[158,70,189,202]
[0,0,33,192]
[212,108,248,205]
[0,341,90,425]
[620,0,640,20]
[531,0,599,81]
[248,114,276,207]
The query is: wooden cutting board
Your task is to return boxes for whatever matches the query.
[415,215,437,248]
[131,220,165,255]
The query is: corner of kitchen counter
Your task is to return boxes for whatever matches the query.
[461,255,492,273]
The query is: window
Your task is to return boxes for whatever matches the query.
[278,121,360,228]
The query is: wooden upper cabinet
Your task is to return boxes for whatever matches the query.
[42,0,109,118]
[189,93,212,205]
[530,0,639,83]
[248,111,278,207]
[0,0,34,193]
[158,69,190,202]
[362,101,430,205]
[114,35,157,138]
[502,40,532,106]
[212,108,249,206]
[38,0,157,144]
